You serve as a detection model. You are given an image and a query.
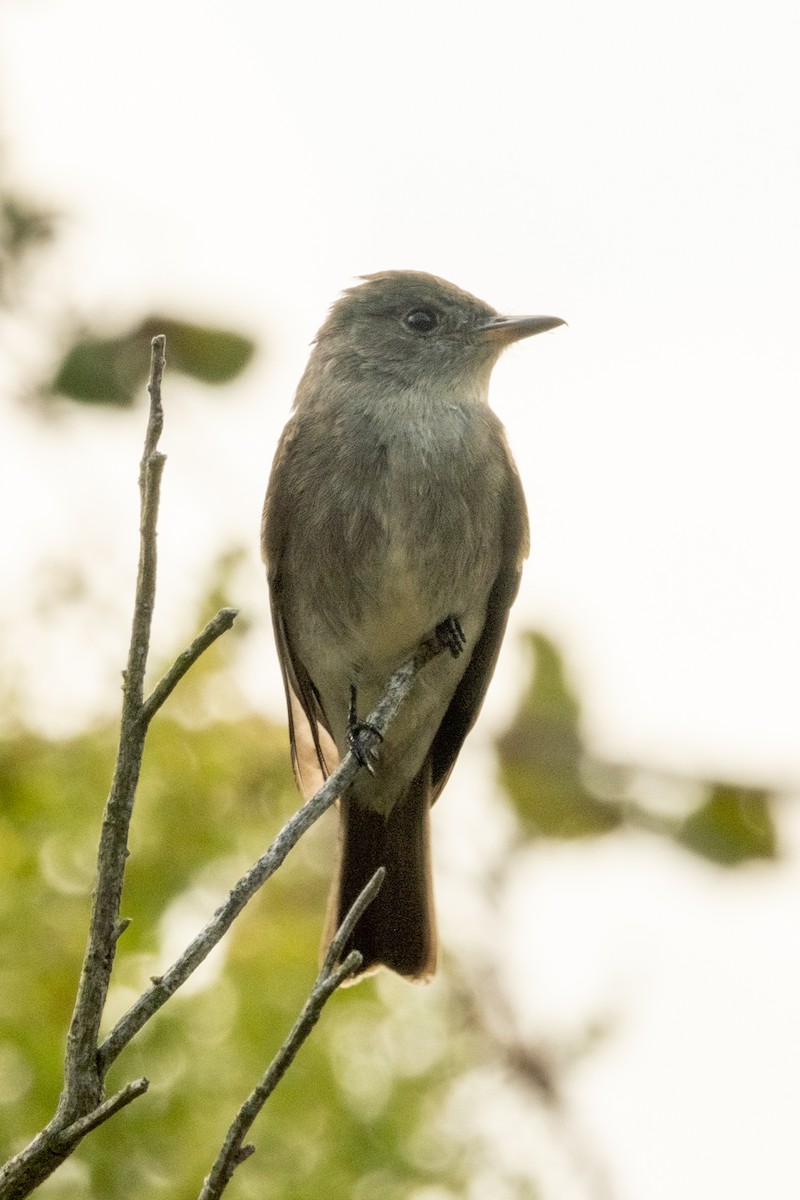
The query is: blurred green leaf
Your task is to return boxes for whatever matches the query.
[0,192,58,308]
[50,317,256,406]
[676,785,777,864]
[1,194,57,258]
[497,633,623,837]
[51,335,140,405]
[152,317,255,384]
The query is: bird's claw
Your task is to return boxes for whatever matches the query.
[347,723,383,774]
[348,685,383,774]
[435,615,466,659]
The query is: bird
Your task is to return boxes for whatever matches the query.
[262,270,563,981]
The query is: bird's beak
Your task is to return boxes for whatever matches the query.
[474,314,566,345]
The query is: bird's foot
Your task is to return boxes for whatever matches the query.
[348,685,383,775]
[435,615,466,659]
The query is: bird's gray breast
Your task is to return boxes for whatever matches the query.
[299,398,506,667]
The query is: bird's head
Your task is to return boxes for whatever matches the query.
[308,270,564,398]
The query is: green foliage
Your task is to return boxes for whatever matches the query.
[0,194,56,265]
[0,629,786,1198]
[49,318,256,407]
[1,147,256,413]
[498,634,623,837]
[498,632,781,865]
[676,785,776,864]
[0,146,256,409]
[0,715,482,1200]
[0,191,58,308]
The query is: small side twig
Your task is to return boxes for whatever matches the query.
[55,1078,150,1147]
[140,607,239,728]
[198,869,386,1200]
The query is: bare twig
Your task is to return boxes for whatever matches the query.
[55,1079,151,1147]
[199,869,385,1200]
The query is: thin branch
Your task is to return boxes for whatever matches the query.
[58,334,167,1122]
[198,870,385,1200]
[321,865,386,973]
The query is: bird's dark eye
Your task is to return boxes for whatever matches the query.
[404,307,438,334]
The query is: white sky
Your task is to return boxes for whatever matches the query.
[1,1,799,1197]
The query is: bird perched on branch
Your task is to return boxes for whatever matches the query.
[262,271,563,981]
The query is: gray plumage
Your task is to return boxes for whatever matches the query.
[262,270,563,980]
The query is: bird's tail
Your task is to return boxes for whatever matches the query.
[323,761,437,982]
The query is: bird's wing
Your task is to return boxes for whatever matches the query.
[262,421,339,799]
[271,600,339,798]
[428,456,530,802]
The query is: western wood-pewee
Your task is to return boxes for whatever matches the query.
[262,271,563,981]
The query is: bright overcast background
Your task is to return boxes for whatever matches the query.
[1,1,799,1198]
